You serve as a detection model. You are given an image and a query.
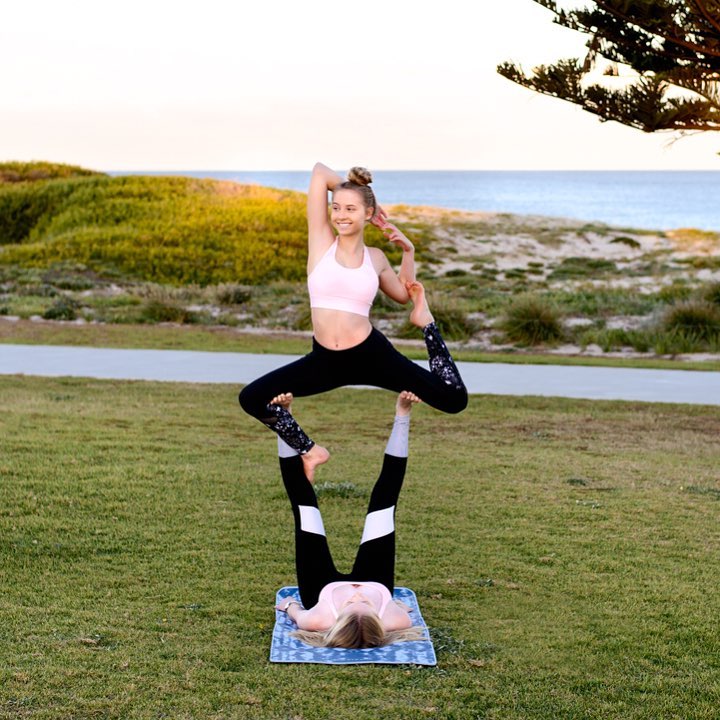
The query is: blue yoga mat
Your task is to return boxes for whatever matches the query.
[270,586,436,665]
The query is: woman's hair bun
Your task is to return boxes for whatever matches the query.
[347,166,373,186]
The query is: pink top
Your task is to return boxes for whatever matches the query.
[307,240,379,317]
[317,581,393,620]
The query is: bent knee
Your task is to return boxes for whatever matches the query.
[447,390,468,414]
[238,384,262,416]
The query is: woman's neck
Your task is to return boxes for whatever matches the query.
[336,232,364,251]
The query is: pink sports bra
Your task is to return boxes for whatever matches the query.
[318,581,393,619]
[307,240,379,317]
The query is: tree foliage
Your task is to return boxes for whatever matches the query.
[498,1,720,135]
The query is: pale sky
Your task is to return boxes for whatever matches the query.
[2,0,718,170]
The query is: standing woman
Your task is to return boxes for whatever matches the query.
[239,162,467,480]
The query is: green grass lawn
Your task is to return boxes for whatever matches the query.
[2,377,719,719]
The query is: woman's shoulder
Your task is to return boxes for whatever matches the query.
[366,245,389,270]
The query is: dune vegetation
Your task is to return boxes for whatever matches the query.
[1,162,720,359]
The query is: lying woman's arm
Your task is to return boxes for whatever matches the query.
[282,600,333,632]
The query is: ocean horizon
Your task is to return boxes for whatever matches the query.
[109,170,720,233]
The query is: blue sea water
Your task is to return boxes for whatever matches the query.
[111,170,720,232]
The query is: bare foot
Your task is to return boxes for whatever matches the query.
[302,444,330,483]
[269,392,329,482]
[270,392,293,412]
[396,391,421,416]
[406,281,434,328]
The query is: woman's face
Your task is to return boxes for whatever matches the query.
[331,189,373,236]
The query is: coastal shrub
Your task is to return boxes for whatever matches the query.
[661,300,720,344]
[0,179,85,244]
[18,283,57,297]
[545,288,658,317]
[499,294,564,346]
[138,300,199,324]
[610,236,641,249]
[526,263,544,275]
[41,263,97,291]
[576,327,652,353]
[653,329,710,355]
[0,161,103,184]
[688,256,720,270]
[658,282,692,304]
[700,282,720,307]
[42,296,79,321]
[0,173,419,287]
[290,304,313,331]
[214,283,252,305]
[548,257,617,280]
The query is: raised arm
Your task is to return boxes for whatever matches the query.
[307,162,342,273]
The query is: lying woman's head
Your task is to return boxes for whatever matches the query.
[332,166,378,222]
[292,605,424,649]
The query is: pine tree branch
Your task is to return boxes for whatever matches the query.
[592,0,720,58]
[691,0,720,35]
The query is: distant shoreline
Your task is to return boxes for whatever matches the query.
[106,170,720,232]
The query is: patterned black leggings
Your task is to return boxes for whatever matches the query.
[239,324,467,453]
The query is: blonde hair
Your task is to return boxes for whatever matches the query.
[292,609,425,649]
[333,166,378,219]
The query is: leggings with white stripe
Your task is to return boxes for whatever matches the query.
[278,415,409,610]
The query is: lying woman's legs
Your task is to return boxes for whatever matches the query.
[276,400,339,609]
[349,392,416,592]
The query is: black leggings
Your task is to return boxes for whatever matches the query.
[239,324,467,453]
[279,452,406,610]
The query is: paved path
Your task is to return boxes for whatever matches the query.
[1,343,719,405]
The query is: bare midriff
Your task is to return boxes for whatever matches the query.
[311,307,373,350]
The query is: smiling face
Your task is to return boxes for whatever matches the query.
[331,188,373,236]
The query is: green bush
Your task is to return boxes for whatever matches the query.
[658,282,692,304]
[700,282,720,307]
[42,296,79,320]
[0,161,103,184]
[576,326,653,353]
[214,283,252,305]
[138,300,199,324]
[661,300,720,344]
[545,288,658,317]
[548,257,617,280]
[0,173,421,287]
[610,236,641,249]
[499,294,564,346]
[653,330,710,355]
